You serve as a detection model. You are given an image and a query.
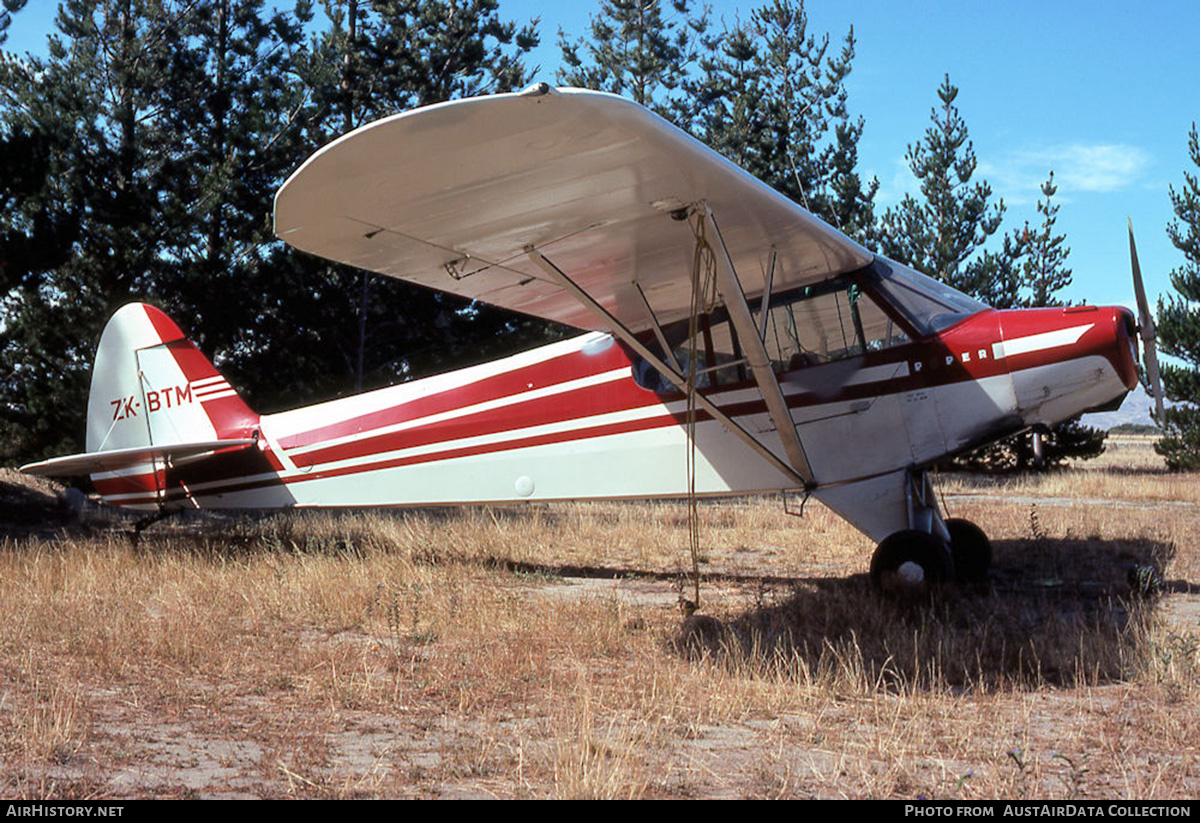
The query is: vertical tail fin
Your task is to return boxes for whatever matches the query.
[21,303,290,510]
[21,303,259,503]
[86,303,258,454]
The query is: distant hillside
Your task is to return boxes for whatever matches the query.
[1081,383,1160,431]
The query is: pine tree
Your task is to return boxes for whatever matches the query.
[151,1,319,407]
[0,1,324,458]
[878,75,1006,294]
[1021,173,1103,468]
[368,0,538,110]
[1021,171,1072,308]
[1155,123,1200,469]
[0,0,188,461]
[558,0,707,119]
[307,0,539,136]
[879,79,1099,472]
[701,2,875,240]
[958,169,1103,472]
[278,0,557,400]
[751,2,874,233]
[685,17,764,171]
[823,105,878,243]
[0,1,17,46]
[0,1,557,463]
[967,172,1071,311]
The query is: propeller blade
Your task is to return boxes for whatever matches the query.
[1129,219,1165,420]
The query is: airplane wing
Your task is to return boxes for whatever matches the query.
[273,86,872,333]
[20,439,256,478]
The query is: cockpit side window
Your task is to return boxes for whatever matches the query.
[752,278,911,371]
[628,263,958,393]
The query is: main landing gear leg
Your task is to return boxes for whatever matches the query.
[869,470,992,593]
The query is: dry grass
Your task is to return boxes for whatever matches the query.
[0,438,1198,798]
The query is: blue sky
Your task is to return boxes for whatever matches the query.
[4,0,1199,316]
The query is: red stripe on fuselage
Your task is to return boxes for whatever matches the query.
[98,406,689,506]
[277,319,1000,470]
[275,340,636,450]
[291,373,658,468]
[280,412,682,491]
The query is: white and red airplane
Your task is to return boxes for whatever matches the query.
[21,86,1158,589]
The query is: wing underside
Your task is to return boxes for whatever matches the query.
[274,86,872,333]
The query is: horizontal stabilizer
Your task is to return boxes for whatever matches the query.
[20,439,257,478]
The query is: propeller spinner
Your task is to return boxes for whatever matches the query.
[1128,220,1166,420]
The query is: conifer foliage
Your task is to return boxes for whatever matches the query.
[700,0,876,242]
[877,74,1099,471]
[0,0,543,462]
[0,0,316,460]
[562,0,877,242]
[1022,172,1073,308]
[1155,124,1200,469]
[558,0,708,117]
[878,75,1004,295]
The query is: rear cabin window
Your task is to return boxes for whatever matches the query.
[630,312,748,394]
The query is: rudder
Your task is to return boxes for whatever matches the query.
[87,303,258,455]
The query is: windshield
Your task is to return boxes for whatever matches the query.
[867,258,987,335]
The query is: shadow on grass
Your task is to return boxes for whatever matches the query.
[17,504,1188,691]
[670,536,1180,690]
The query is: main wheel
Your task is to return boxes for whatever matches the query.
[946,518,992,582]
[870,529,955,593]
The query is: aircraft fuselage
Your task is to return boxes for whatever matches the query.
[88,293,1137,544]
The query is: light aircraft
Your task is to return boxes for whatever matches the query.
[21,85,1162,590]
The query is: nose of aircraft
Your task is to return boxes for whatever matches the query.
[999,305,1138,428]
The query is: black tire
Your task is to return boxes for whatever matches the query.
[946,518,992,582]
[870,529,955,592]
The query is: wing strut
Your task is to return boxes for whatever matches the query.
[698,204,817,484]
[524,247,812,489]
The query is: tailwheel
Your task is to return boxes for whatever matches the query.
[946,518,992,582]
[870,529,955,595]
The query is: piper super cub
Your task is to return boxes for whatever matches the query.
[22,86,1159,589]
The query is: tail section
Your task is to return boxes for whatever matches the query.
[22,303,265,509]
[86,303,258,453]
